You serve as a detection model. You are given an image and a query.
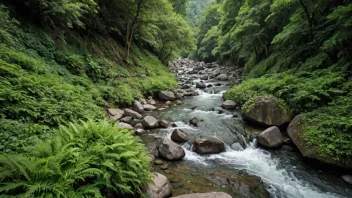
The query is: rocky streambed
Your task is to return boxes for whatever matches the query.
[107,59,352,198]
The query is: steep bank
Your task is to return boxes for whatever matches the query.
[0,5,177,153]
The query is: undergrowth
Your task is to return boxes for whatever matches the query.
[0,119,152,197]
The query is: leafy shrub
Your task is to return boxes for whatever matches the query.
[224,69,345,113]
[0,119,152,197]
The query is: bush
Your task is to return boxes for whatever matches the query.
[0,119,152,197]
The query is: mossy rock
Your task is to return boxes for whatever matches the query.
[241,96,293,127]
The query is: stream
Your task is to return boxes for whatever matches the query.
[141,62,352,198]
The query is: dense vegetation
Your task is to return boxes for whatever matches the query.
[0,119,152,197]
[0,0,195,196]
[195,0,352,161]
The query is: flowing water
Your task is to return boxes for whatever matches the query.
[141,80,352,198]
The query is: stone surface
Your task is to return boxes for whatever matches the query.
[117,122,134,130]
[189,117,201,127]
[193,137,225,154]
[159,91,176,101]
[242,96,293,127]
[108,108,124,120]
[342,175,352,185]
[158,138,185,161]
[217,74,229,81]
[211,171,270,198]
[144,104,157,111]
[196,82,206,89]
[222,100,237,110]
[288,115,352,168]
[172,192,232,198]
[134,128,145,136]
[120,116,133,124]
[132,100,144,113]
[145,172,172,198]
[159,120,171,128]
[142,116,159,129]
[124,108,142,119]
[257,126,283,148]
[171,129,188,143]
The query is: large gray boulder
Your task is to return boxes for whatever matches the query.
[171,129,188,143]
[159,91,176,101]
[132,100,144,113]
[124,108,142,119]
[145,172,172,198]
[288,115,352,168]
[142,116,159,129]
[196,82,206,89]
[222,100,236,109]
[172,192,232,198]
[217,74,229,81]
[257,126,283,148]
[158,138,185,161]
[108,108,124,120]
[241,96,293,127]
[194,137,225,154]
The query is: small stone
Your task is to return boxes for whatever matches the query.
[342,175,352,185]
[160,163,169,170]
[120,116,133,124]
[159,120,171,128]
[154,159,164,165]
[134,128,145,136]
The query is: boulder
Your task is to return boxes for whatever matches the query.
[171,129,188,143]
[145,172,172,198]
[212,68,221,77]
[257,126,283,148]
[172,192,232,198]
[189,117,201,127]
[147,98,156,105]
[134,123,144,129]
[217,74,229,81]
[200,76,209,80]
[194,66,204,71]
[124,108,142,119]
[142,116,159,129]
[194,137,225,154]
[241,96,293,127]
[222,100,236,110]
[159,120,171,128]
[159,91,176,101]
[134,128,145,136]
[196,82,206,89]
[108,108,124,120]
[132,100,144,113]
[288,115,352,168]
[181,84,191,89]
[120,116,133,124]
[117,122,134,130]
[342,175,352,185]
[158,138,185,161]
[144,104,157,111]
[211,170,270,198]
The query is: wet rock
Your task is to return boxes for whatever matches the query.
[212,68,221,77]
[171,129,188,143]
[181,84,191,89]
[172,192,232,198]
[134,128,145,136]
[144,104,157,111]
[231,142,244,151]
[215,83,222,86]
[154,159,164,165]
[132,100,144,113]
[159,91,176,101]
[288,115,352,168]
[217,74,229,81]
[117,122,134,130]
[124,108,142,119]
[160,163,169,170]
[166,101,172,105]
[108,108,124,120]
[242,96,293,127]
[176,100,183,105]
[200,76,209,80]
[145,172,172,198]
[196,82,206,89]
[211,171,270,198]
[130,119,142,126]
[342,175,352,185]
[194,137,225,154]
[189,117,201,127]
[158,138,185,161]
[222,100,237,110]
[194,66,204,71]
[257,126,283,148]
[134,123,143,129]
[142,116,159,129]
[120,116,133,124]
[159,120,171,128]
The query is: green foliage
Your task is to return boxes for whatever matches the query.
[0,119,152,197]
[224,70,345,113]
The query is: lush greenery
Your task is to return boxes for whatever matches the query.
[202,0,352,161]
[0,119,152,197]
